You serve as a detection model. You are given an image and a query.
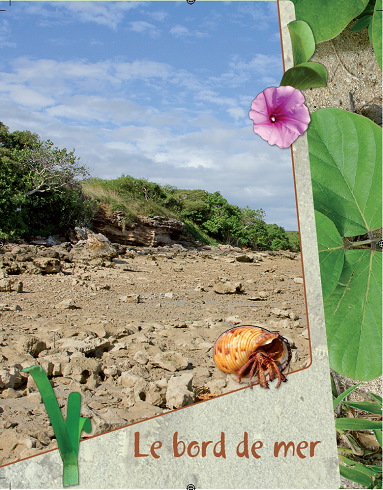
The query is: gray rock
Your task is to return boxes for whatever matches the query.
[119,294,140,304]
[0,303,22,312]
[271,308,290,318]
[56,299,79,310]
[213,278,244,294]
[120,372,141,388]
[133,351,149,365]
[32,257,62,274]
[62,357,102,385]
[0,279,12,292]
[60,337,110,357]
[146,382,166,407]
[0,366,27,389]
[166,373,195,409]
[151,351,189,372]
[206,379,227,394]
[16,336,47,358]
[235,254,253,262]
[38,353,71,377]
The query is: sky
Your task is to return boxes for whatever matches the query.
[0,1,300,231]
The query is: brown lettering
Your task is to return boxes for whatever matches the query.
[173,432,186,457]
[187,442,200,457]
[310,441,321,457]
[236,432,249,458]
[202,441,213,457]
[251,441,263,459]
[213,432,226,458]
[134,432,149,457]
[274,441,295,457]
[150,441,162,459]
[296,441,308,459]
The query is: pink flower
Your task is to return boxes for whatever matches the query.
[249,86,310,149]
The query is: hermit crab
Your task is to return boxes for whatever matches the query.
[213,325,291,389]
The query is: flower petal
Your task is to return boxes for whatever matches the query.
[249,85,310,148]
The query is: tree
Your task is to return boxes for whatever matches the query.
[239,206,268,249]
[13,139,89,200]
[266,224,290,251]
[0,123,93,238]
[203,191,243,244]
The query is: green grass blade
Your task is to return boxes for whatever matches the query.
[373,429,382,447]
[342,400,382,414]
[67,392,82,458]
[370,393,382,405]
[339,464,375,487]
[336,419,383,431]
[333,383,361,410]
[22,366,74,462]
[339,455,382,477]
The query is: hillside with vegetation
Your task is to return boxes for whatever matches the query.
[0,123,300,251]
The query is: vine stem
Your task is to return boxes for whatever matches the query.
[329,40,365,82]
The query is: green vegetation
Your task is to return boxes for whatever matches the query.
[0,123,299,251]
[0,122,94,239]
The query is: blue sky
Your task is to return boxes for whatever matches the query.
[0,1,299,231]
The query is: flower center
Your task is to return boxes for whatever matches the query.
[270,114,277,123]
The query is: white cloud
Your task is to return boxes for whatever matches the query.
[21,1,143,30]
[146,10,169,22]
[227,107,246,122]
[169,24,208,38]
[0,20,16,48]
[0,47,298,230]
[129,21,161,39]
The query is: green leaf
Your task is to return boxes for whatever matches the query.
[368,19,373,43]
[356,0,377,19]
[350,15,372,31]
[280,62,327,90]
[22,365,91,487]
[370,393,383,405]
[339,463,375,486]
[291,0,370,43]
[340,455,382,477]
[372,0,382,70]
[331,375,338,398]
[342,400,383,414]
[308,109,382,238]
[365,464,383,472]
[333,383,361,410]
[288,20,316,65]
[324,250,382,380]
[307,109,382,381]
[336,418,383,431]
[315,211,344,300]
[374,429,382,447]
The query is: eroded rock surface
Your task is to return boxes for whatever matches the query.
[0,232,309,465]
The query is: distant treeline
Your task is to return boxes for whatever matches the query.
[0,123,300,251]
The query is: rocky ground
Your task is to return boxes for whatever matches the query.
[0,228,309,467]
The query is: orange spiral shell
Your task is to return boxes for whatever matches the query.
[213,325,291,381]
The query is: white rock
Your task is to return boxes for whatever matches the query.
[166,373,195,409]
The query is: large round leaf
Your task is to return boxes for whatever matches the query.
[324,249,382,380]
[307,109,382,238]
[280,62,327,90]
[315,210,344,300]
[291,0,370,43]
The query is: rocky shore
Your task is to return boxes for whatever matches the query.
[0,228,309,466]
